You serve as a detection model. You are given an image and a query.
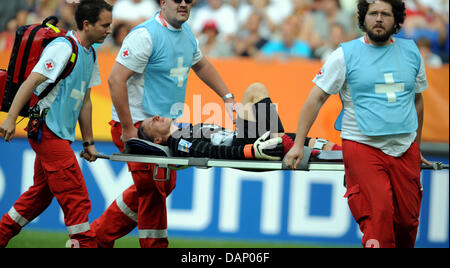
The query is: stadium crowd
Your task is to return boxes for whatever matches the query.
[0,0,448,66]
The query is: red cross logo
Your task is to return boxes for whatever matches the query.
[45,60,55,71]
[123,50,129,58]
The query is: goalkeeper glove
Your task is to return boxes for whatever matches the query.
[244,131,284,160]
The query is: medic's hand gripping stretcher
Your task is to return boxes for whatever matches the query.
[82,138,449,180]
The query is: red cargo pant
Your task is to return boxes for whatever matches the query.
[342,140,423,248]
[91,121,176,248]
[0,123,96,248]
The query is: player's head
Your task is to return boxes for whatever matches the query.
[139,116,174,144]
[357,0,406,42]
[160,0,194,28]
[75,0,113,43]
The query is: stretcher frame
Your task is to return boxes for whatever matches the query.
[84,138,448,181]
[90,151,448,182]
[90,138,448,172]
[93,151,448,172]
[101,153,346,171]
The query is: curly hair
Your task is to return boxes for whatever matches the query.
[357,0,406,34]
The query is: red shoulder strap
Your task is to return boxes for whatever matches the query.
[36,36,78,101]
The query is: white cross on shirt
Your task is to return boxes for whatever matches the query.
[170,57,189,87]
[375,73,404,103]
[70,81,86,111]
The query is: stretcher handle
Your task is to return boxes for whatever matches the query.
[421,162,449,170]
[79,151,188,171]
[79,150,110,160]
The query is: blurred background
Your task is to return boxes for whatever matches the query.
[1,0,448,63]
[0,0,448,248]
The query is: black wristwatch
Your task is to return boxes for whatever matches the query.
[83,141,95,147]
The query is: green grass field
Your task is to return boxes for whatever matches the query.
[5,230,343,248]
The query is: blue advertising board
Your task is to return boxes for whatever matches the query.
[0,138,448,247]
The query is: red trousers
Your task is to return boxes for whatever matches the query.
[91,121,176,248]
[342,140,422,248]
[0,124,96,248]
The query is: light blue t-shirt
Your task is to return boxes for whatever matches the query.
[261,40,312,58]
[32,31,99,142]
[339,37,422,136]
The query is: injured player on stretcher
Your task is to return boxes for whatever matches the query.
[133,83,341,160]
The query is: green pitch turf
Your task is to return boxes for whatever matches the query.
[5,230,341,248]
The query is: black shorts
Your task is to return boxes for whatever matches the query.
[233,98,285,146]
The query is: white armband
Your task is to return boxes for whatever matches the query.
[313,139,328,150]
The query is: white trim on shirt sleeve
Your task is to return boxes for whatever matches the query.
[312,47,347,95]
[415,56,428,93]
[32,41,72,83]
[88,58,101,88]
[192,37,203,66]
[116,28,153,74]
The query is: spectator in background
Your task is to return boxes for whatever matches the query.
[112,23,131,48]
[291,0,313,21]
[191,0,238,40]
[112,0,159,28]
[0,0,30,33]
[56,1,78,30]
[237,0,290,42]
[272,0,295,28]
[228,0,250,27]
[314,22,348,61]
[228,0,243,11]
[340,0,358,14]
[416,37,443,68]
[444,24,449,63]
[100,22,132,52]
[260,15,312,60]
[0,20,17,52]
[0,0,30,52]
[186,0,200,25]
[198,20,234,58]
[397,0,448,63]
[234,11,269,57]
[26,0,59,25]
[300,0,355,58]
[291,0,314,41]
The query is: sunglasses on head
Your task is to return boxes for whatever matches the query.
[173,0,193,4]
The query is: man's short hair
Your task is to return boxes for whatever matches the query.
[357,0,406,34]
[75,0,113,30]
[138,125,155,142]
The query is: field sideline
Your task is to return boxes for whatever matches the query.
[5,229,349,248]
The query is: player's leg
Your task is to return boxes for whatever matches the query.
[33,125,96,248]
[343,140,397,248]
[46,158,96,248]
[131,164,176,248]
[0,156,53,248]
[390,142,422,248]
[240,82,271,119]
[236,83,284,142]
[91,121,141,247]
[91,184,139,248]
